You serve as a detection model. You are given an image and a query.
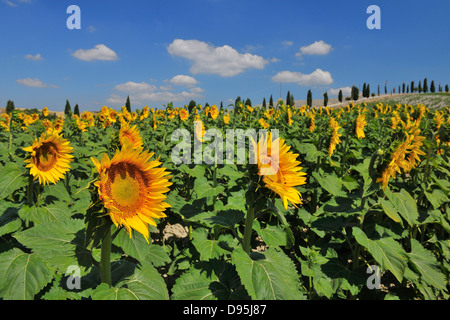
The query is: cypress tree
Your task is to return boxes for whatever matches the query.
[188,100,196,113]
[377,85,380,96]
[351,86,359,101]
[290,93,295,107]
[385,86,387,94]
[74,104,80,116]
[220,101,223,111]
[307,90,312,108]
[286,91,291,106]
[64,100,72,116]
[6,100,15,114]
[366,84,370,97]
[430,80,435,93]
[126,96,131,112]
[423,78,428,93]
[269,95,274,108]
[418,81,422,93]
[445,84,449,93]
[262,98,266,109]
[323,92,328,106]
[362,83,366,98]
[338,90,343,102]
[402,83,405,94]
[411,81,414,93]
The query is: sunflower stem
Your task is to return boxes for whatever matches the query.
[100,224,112,286]
[242,188,255,254]
[242,204,254,254]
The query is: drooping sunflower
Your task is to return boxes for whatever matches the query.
[253,132,307,210]
[23,131,74,185]
[91,145,172,242]
[119,124,143,150]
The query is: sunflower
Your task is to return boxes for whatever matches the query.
[91,145,172,242]
[23,131,74,185]
[328,117,342,157]
[223,113,231,125]
[355,113,367,139]
[179,109,189,122]
[42,107,49,117]
[254,132,307,210]
[194,120,205,142]
[210,105,219,120]
[119,124,143,150]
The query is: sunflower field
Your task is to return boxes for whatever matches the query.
[0,98,449,300]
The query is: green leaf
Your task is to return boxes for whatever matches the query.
[193,176,225,199]
[424,189,448,210]
[384,189,419,227]
[42,182,72,203]
[192,228,229,261]
[171,260,244,300]
[117,261,169,300]
[231,246,304,300]
[14,219,86,271]
[407,239,446,290]
[0,202,21,237]
[379,198,403,226]
[312,171,346,197]
[0,163,27,199]
[91,283,139,300]
[0,248,53,300]
[254,221,286,247]
[113,229,171,267]
[18,202,74,225]
[352,227,407,282]
[171,267,217,300]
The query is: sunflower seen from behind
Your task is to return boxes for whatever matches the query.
[23,131,74,185]
[91,145,172,242]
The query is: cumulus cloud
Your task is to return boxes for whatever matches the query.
[168,75,199,87]
[108,80,204,106]
[25,53,43,61]
[72,44,118,61]
[328,87,352,97]
[16,78,58,88]
[114,81,157,93]
[167,39,268,77]
[272,69,333,86]
[296,40,333,58]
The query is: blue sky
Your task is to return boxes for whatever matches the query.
[0,0,449,112]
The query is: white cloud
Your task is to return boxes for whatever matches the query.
[168,75,199,87]
[282,41,293,47]
[167,39,268,77]
[272,69,333,86]
[108,80,204,106]
[3,0,31,7]
[114,81,157,93]
[72,44,118,61]
[296,40,333,58]
[328,87,352,97]
[16,78,58,88]
[25,53,43,61]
